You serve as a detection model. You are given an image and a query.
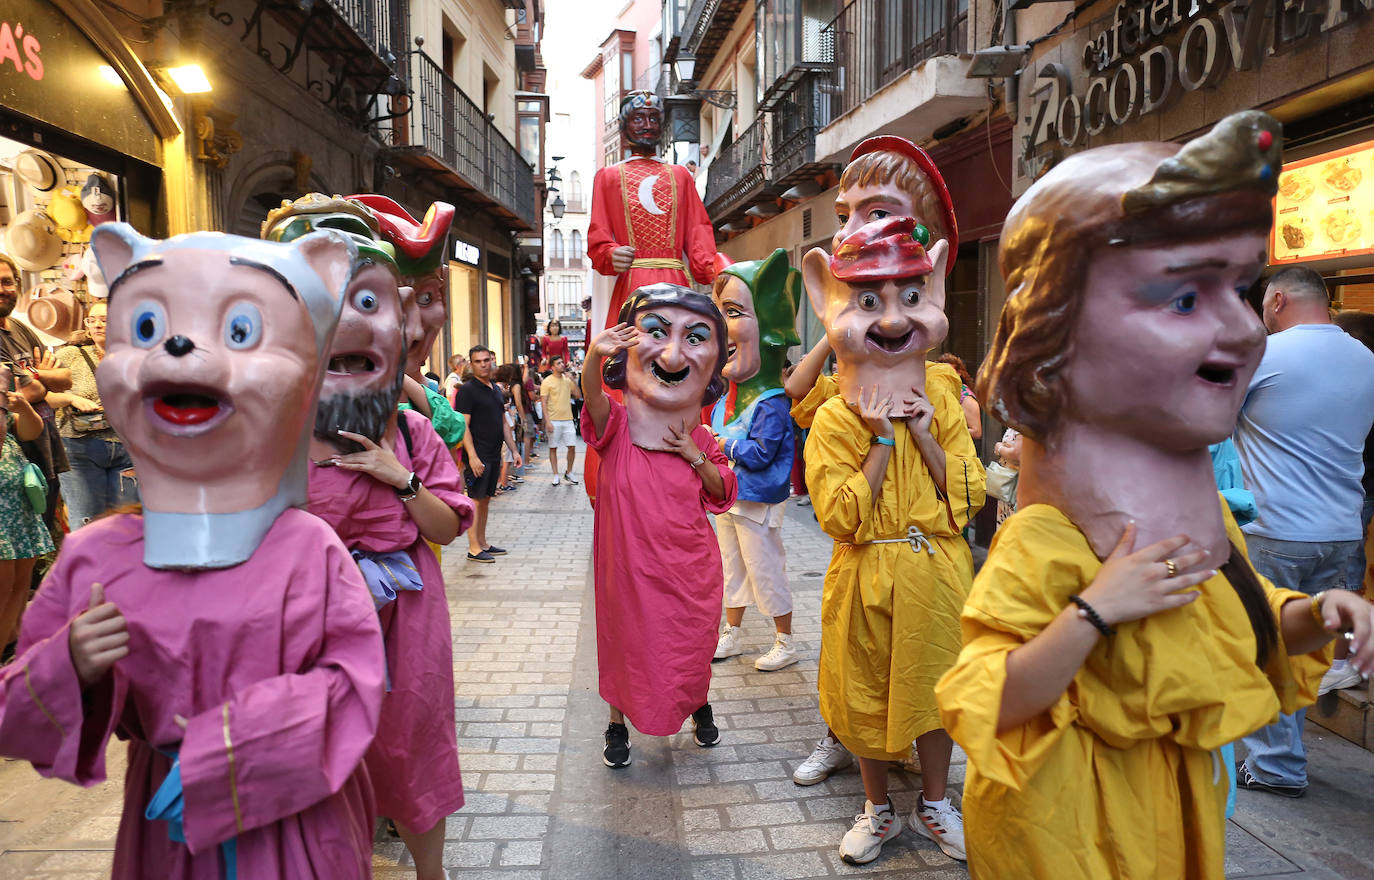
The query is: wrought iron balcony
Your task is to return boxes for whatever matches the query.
[682,0,751,75]
[704,115,772,221]
[396,52,538,231]
[770,71,835,185]
[823,0,968,121]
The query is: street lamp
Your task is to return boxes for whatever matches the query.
[672,51,736,110]
[551,195,566,219]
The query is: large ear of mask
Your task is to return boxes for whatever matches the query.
[802,216,949,417]
[90,223,354,569]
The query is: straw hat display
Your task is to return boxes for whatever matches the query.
[4,209,64,270]
[13,149,62,192]
[25,286,84,342]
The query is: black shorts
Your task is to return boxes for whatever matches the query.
[465,454,502,500]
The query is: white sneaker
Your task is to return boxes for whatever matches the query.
[714,625,743,659]
[899,741,922,774]
[793,734,853,785]
[839,800,902,865]
[755,632,799,671]
[564,472,580,485]
[1319,659,1364,696]
[551,475,561,486]
[911,791,967,861]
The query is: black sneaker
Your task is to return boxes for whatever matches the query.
[603,722,631,768]
[691,703,719,748]
[485,545,508,555]
[1236,760,1306,798]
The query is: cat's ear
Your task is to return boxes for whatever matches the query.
[294,230,356,305]
[90,223,152,294]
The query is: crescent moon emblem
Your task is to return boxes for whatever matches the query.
[638,174,666,216]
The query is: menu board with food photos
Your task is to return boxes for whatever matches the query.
[1272,140,1373,265]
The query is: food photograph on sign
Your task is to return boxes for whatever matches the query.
[1272,140,1374,264]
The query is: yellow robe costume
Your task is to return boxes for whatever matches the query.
[790,372,839,430]
[936,501,1329,879]
[807,363,985,760]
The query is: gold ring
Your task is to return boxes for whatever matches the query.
[1164,559,1178,578]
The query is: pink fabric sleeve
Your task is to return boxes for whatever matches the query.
[402,409,475,533]
[581,397,626,453]
[677,165,719,285]
[587,168,622,277]
[695,424,738,514]
[178,540,384,853]
[0,561,125,786]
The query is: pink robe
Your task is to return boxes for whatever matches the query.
[0,509,384,879]
[308,409,474,832]
[582,399,738,735]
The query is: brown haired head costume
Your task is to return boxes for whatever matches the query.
[983,110,1279,573]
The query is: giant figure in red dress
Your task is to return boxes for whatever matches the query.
[586,90,720,502]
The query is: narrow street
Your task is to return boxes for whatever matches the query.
[3,442,1374,879]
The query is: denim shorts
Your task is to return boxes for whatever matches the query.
[1245,534,1364,596]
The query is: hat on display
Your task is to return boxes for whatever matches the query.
[26,286,84,341]
[5,209,65,270]
[13,149,63,192]
[80,245,109,298]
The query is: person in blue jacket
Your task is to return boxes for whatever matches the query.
[710,249,803,671]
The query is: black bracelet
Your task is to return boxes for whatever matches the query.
[1068,594,1116,637]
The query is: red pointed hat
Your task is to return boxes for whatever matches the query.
[350,194,455,276]
[849,135,958,273]
[830,216,933,283]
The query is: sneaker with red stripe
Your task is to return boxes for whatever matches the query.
[839,800,902,865]
[911,790,967,861]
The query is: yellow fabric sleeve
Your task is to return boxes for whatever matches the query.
[790,373,839,430]
[805,399,880,544]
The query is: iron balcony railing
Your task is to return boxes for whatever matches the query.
[327,0,407,68]
[823,0,967,121]
[411,52,537,228]
[770,70,834,183]
[704,115,770,219]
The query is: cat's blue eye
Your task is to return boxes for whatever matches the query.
[224,303,263,350]
[130,302,166,349]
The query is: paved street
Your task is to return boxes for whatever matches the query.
[3,442,1374,878]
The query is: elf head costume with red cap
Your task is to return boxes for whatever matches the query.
[833,135,958,276]
[351,194,455,375]
[802,215,951,418]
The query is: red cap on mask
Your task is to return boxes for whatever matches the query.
[829,216,933,283]
[849,136,958,274]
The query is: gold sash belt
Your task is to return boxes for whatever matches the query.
[630,258,685,270]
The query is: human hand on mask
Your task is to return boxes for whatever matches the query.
[903,386,935,440]
[610,246,637,273]
[664,419,705,464]
[332,430,411,489]
[857,385,895,440]
[590,323,639,360]
[69,583,129,689]
[1078,523,1213,627]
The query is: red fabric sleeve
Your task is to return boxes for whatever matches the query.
[588,167,623,277]
[401,409,475,533]
[677,165,719,285]
[581,397,626,453]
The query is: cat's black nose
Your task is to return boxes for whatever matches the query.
[164,335,194,357]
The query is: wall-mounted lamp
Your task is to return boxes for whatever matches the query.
[673,52,736,110]
[154,63,214,94]
[966,46,1030,79]
[550,194,566,219]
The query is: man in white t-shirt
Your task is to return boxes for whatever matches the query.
[442,353,466,406]
[1234,266,1374,799]
[540,356,581,485]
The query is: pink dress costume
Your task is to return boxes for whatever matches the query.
[0,509,383,879]
[309,409,474,832]
[581,398,738,734]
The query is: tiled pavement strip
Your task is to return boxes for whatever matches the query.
[3,441,1374,878]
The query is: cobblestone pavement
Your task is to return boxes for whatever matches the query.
[4,442,1374,878]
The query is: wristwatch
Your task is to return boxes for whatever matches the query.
[395,471,421,501]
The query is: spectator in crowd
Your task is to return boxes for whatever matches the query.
[443,353,466,406]
[0,253,71,534]
[522,359,541,462]
[455,346,522,563]
[0,363,53,663]
[541,356,581,485]
[1235,267,1374,799]
[46,301,138,528]
[1334,310,1374,585]
[540,319,571,371]
[938,353,982,440]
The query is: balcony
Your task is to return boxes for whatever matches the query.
[681,0,751,75]
[824,0,968,120]
[384,53,538,231]
[565,196,586,213]
[815,0,982,163]
[240,0,408,125]
[757,0,836,111]
[770,71,835,186]
[704,115,773,222]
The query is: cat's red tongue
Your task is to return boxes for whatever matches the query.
[154,397,219,425]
